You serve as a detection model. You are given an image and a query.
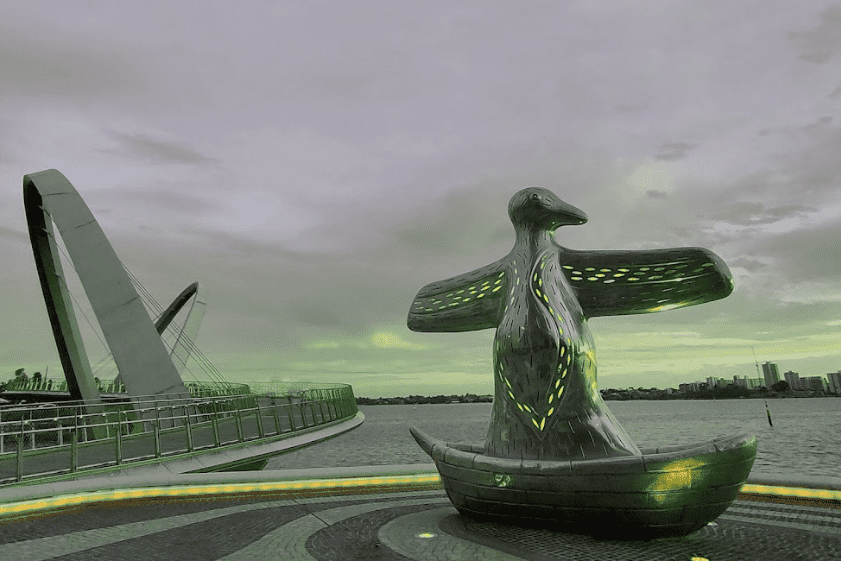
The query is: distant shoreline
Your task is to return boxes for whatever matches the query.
[356,393,839,405]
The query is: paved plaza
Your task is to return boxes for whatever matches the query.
[0,481,839,560]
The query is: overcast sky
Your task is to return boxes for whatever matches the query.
[1,2,840,398]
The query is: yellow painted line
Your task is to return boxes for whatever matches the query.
[741,484,841,502]
[0,474,443,518]
[2,478,837,519]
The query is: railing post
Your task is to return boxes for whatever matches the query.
[70,418,78,473]
[1,410,4,454]
[212,402,221,447]
[184,405,193,452]
[286,396,295,431]
[234,399,244,442]
[16,419,24,482]
[30,410,36,450]
[115,410,123,465]
[300,399,308,429]
[318,393,326,424]
[255,400,264,438]
[271,398,281,435]
[153,406,161,458]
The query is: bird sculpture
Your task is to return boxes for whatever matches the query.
[406,187,755,538]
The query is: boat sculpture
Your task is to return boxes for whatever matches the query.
[406,187,757,538]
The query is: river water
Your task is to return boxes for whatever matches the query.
[265,398,840,479]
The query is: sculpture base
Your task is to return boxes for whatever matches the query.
[410,428,757,539]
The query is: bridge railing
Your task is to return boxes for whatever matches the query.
[0,383,358,485]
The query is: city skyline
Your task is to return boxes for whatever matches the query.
[2,3,841,398]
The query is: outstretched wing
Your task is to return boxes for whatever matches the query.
[558,246,733,318]
[407,260,509,332]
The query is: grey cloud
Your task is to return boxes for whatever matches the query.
[803,116,833,131]
[0,225,27,244]
[382,185,514,258]
[728,256,766,273]
[789,5,841,64]
[615,103,648,113]
[758,115,833,137]
[173,227,326,265]
[749,221,841,282]
[653,142,696,161]
[112,189,220,214]
[105,132,215,165]
[698,123,841,222]
[715,202,814,226]
[830,84,841,98]
[0,28,139,101]
[646,190,668,199]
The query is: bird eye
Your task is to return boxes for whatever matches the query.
[530,193,541,201]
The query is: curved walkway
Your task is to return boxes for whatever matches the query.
[0,467,839,560]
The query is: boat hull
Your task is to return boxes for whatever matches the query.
[410,427,757,539]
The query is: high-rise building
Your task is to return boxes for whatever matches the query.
[828,371,841,395]
[706,376,728,389]
[679,382,700,393]
[761,361,780,389]
[733,375,748,389]
[783,370,801,391]
[805,376,827,393]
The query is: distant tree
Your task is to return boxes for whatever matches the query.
[771,380,790,392]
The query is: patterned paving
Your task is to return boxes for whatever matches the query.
[0,488,839,560]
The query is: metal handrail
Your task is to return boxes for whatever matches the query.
[0,384,358,485]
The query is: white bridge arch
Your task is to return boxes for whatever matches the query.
[24,169,192,402]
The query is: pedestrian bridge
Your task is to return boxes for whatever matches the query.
[0,382,362,487]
